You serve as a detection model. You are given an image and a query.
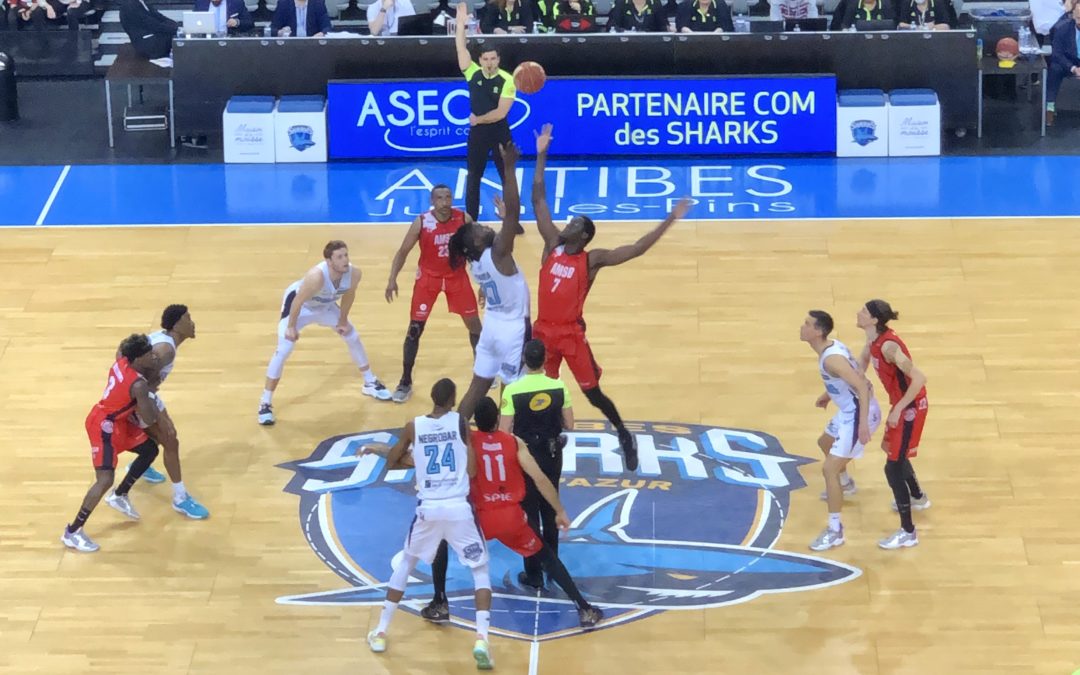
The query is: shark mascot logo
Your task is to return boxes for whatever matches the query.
[277,421,860,641]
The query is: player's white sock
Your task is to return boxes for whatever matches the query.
[172,481,187,504]
[362,369,377,385]
[839,471,851,485]
[828,512,842,531]
[260,389,273,405]
[376,600,398,634]
[475,610,491,640]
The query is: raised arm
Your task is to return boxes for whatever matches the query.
[531,123,562,259]
[587,197,691,275]
[455,2,473,73]
[386,217,423,303]
[491,141,523,270]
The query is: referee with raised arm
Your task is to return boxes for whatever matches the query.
[454,1,517,221]
[500,339,575,589]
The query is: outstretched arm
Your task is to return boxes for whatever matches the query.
[587,198,691,274]
[491,141,523,268]
[455,2,473,73]
[531,123,562,259]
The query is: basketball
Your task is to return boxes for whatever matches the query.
[996,37,1019,60]
[514,61,546,95]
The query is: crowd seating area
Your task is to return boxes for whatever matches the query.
[0,0,1035,74]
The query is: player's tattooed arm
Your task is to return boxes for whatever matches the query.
[131,379,159,428]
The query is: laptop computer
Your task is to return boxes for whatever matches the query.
[182,11,216,36]
[397,13,434,35]
[784,17,827,31]
[749,20,784,33]
[855,19,896,31]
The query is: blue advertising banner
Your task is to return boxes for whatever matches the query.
[327,76,837,159]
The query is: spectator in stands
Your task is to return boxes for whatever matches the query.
[840,0,892,28]
[608,0,671,31]
[61,0,99,30]
[675,0,733,32]
[768,0,817,20]
[4,0,57,30]
[367,0,416,35]
[481,0,532,33]
[896,0,949,28]
[1046,2,1080,126]
[532,0,557,30]
[119,0,178,59]
[272,0,331,37]
[194,0,254,34]
[555,0,595,20]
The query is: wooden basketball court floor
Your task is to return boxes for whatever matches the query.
[1,217,1078,675]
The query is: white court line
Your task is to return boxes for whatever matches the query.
[528,639,540,675]
[9,212,1080,230]
[35,165,70,226]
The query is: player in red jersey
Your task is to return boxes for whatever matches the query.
[421,397,604,628]
[857,299,931,550]
[531,123,691,471]
[61,334,162,553]
[385,185,483,403]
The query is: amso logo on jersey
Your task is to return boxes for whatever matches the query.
[277,421,860,641]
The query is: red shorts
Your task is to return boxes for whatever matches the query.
[477,506,542,557]
[411,270,478,322]
[883,398,928,461]
[532,320,602,390]
[85,409,149,470]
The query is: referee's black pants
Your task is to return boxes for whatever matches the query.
[521,441,562,581]
[465,120,513,221]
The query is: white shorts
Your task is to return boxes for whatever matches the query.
[824,398,882,459]
[278,281,350,337]
[474,316,529,383]
[403,498,489,569]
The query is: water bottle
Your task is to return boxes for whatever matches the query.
[976,37,983,59]
[177,25,183,38]
[264,24,271,37]
[793,22,801,31]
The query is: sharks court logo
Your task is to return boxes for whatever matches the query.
[277,421,860,641]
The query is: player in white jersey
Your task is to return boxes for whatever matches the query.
[800,310,881,552]
[360,378,496,670]
[126,305,209,519]
[258,240,390,425]
[447,141,529,421]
